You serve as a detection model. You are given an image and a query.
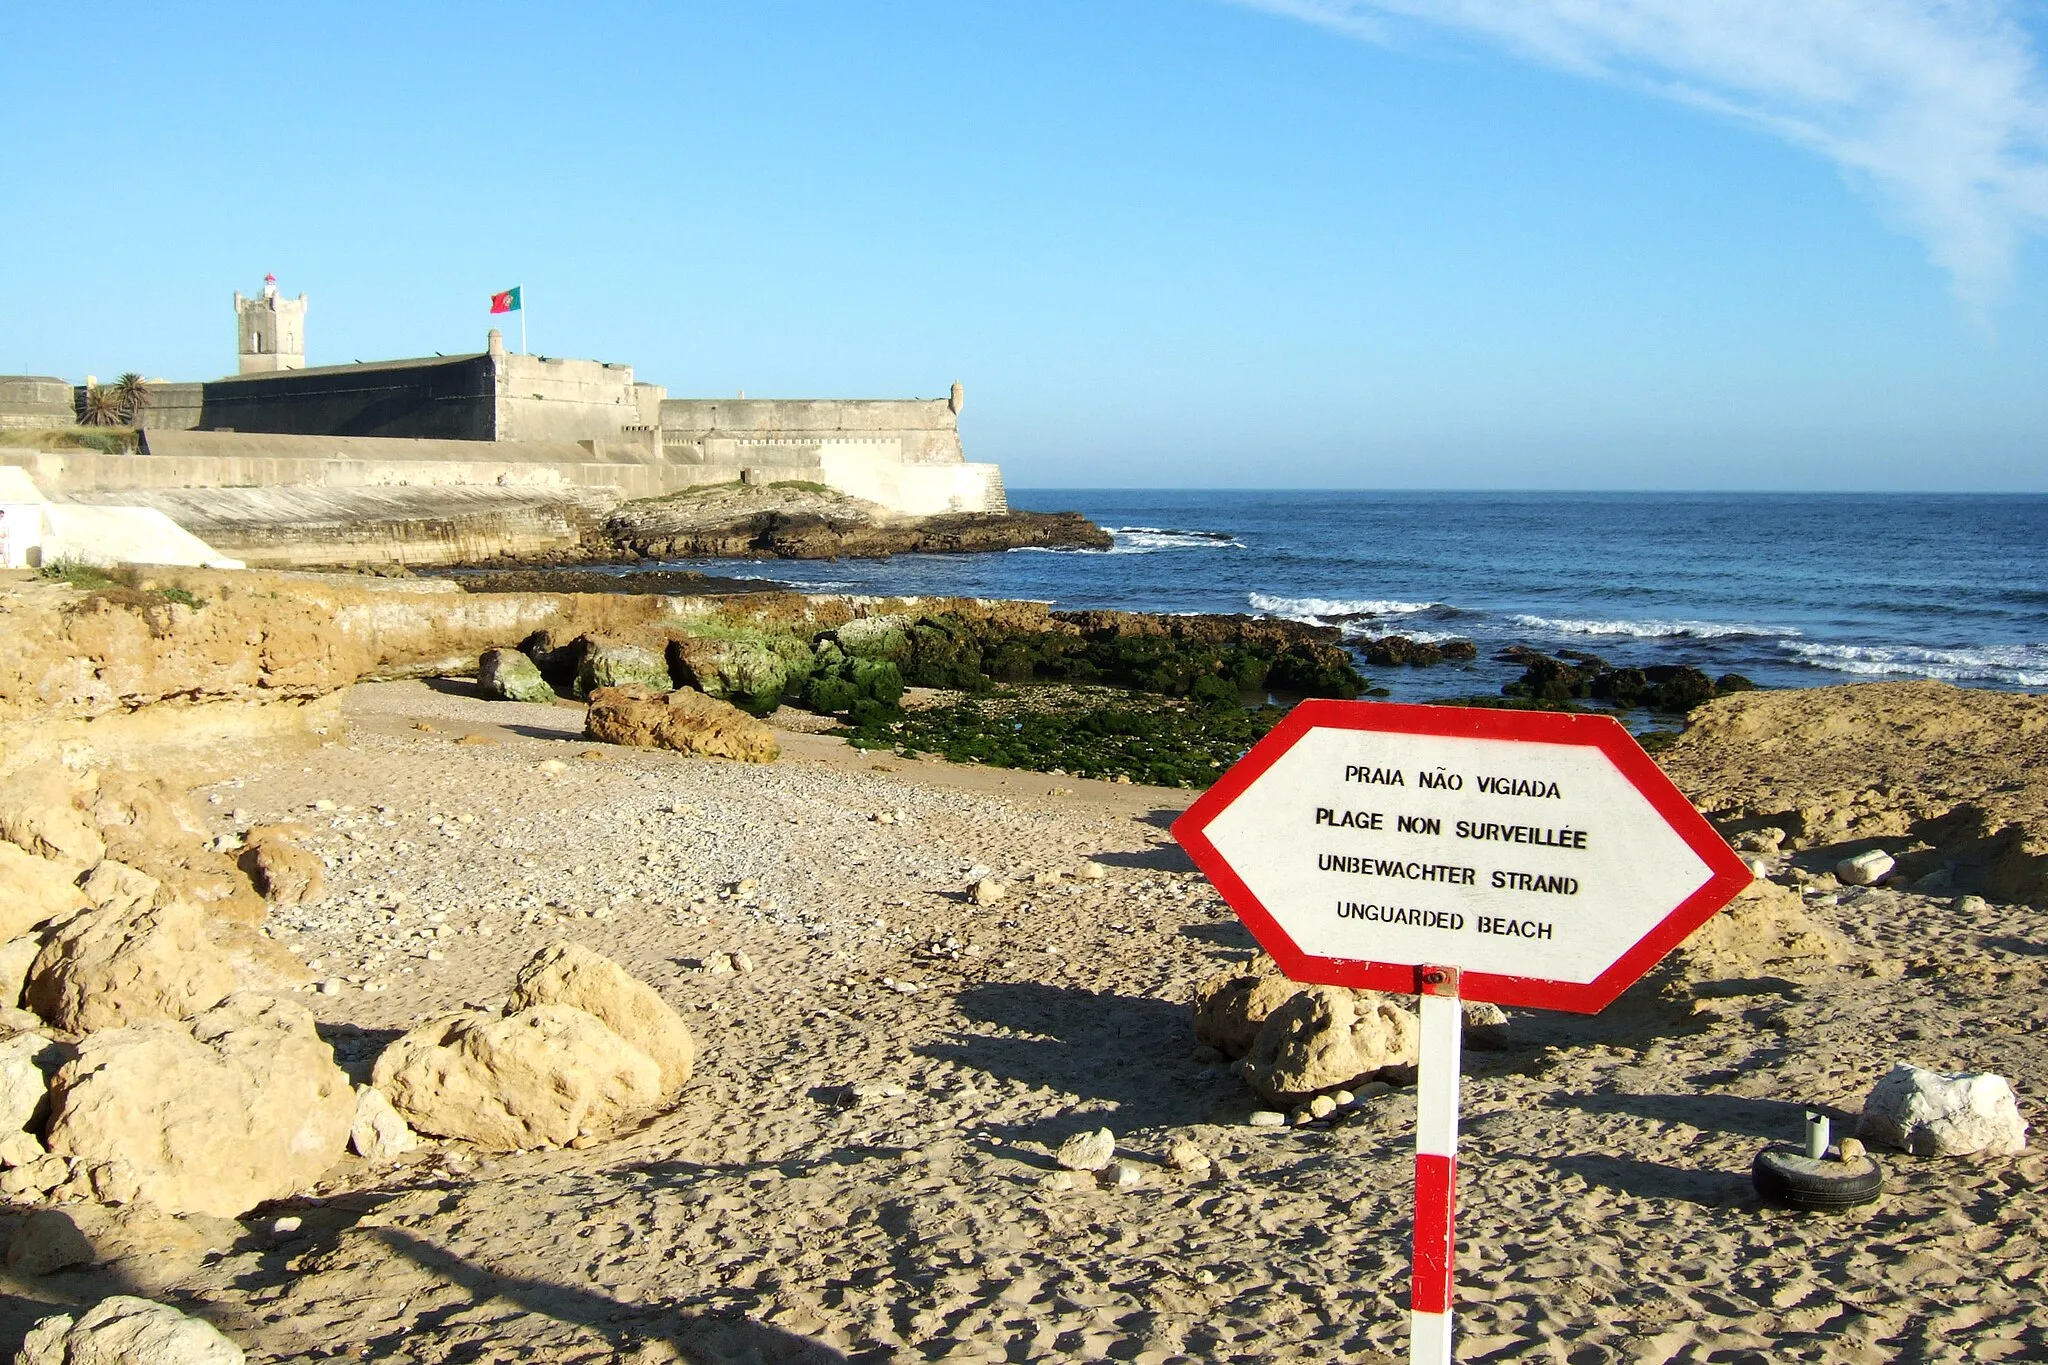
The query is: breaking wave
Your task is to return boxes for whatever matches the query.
[1510,614,1789,641]
[1786,641,2048,688]
[1249,592,1439,622]
[1107,526,1246,553]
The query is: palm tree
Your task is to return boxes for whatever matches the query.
[78,384,122,427]
[113,373,151,427]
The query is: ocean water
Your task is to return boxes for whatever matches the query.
[659,490,2048,705]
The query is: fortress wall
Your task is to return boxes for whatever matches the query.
[817,448,1006,517]
[494,354,643,444]
[8,430,682,499]
[137,382,206,430]
[659,398,964,463]
[198,355,496,440]
[0,377,77,431]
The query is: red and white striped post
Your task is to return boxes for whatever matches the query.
[1412,965,1463,1365]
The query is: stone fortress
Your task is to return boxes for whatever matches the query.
[0,277,1005,519]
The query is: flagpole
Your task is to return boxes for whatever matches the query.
[521,293,527,355]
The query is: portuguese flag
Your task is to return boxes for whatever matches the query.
[489,286,522,314]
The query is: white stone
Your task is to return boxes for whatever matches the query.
[1836,849,1896,887]
[1860,1064,2028,1156]
[19,1295,246,1365]
[1055,1127,1115,1172]
[350,1086,421,1161]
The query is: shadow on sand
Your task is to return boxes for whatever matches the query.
[919,980,1238,1142]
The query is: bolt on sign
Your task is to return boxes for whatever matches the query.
[1173,701,1752,1364]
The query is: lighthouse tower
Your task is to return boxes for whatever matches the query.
[234,273,306,374]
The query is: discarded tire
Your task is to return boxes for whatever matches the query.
[1752,1146,1884,1212]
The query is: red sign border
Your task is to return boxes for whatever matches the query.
[1172,700,1753,1014]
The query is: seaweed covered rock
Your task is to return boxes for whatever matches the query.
[572,639,673,698]
[1365,636,1476,667]
[478,647,555,703]
[1506,652,1754,712]
[801,640,907,723]
[585,686,780,762]
[668,631,814,712]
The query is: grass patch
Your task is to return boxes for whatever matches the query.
[36,559,119,590]
[768,480,831,494]
[0,427,139,454]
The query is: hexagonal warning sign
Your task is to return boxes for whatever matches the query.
[1172,700,1753,1013]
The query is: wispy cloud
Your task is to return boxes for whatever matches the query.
[1233,0,2048,312]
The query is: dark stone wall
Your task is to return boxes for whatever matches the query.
[198,356,495,440]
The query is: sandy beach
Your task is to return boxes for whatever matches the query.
[6,666,2045,1362]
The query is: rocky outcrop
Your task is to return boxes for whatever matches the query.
[25,898,236,1034]
[43,994,355,1217]
[584,686,780,763]
[20,1295,246,1365]
[371,1004,663,1151]
[605,483,1109,560]
[506,941,696,1099]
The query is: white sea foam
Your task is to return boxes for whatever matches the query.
[1510,614,1788,641]
[1250,592,1437,621]
[1787,641,2048,688]
[1107,526,1246,553]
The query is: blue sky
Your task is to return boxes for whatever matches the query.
[2,1,2043,490]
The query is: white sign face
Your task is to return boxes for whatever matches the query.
[1199,727,1714,984]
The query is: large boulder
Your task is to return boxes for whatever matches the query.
[1860,1064,2029,1157]
[0,842,89,942]
[585,686,779,763]
[1235,985,1420,1105]
[1192,955,1306,1060]
[24,898,236,1033]
[478,646,557,703]
[43,994,355,1217]
[371,1004,663,1151]
[571,639,674,699]
[20,1295,246,1365]
[237,825,326,907]
[506,942,695,1098]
